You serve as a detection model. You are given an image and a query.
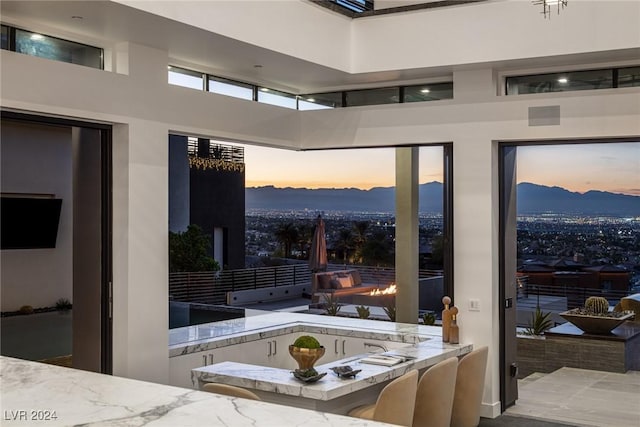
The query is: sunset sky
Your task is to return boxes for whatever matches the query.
[237,142,639,196]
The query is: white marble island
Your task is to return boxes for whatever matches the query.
[170,312,472,415]
[0,356,395,427]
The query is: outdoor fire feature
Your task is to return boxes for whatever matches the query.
[352,284,396,307]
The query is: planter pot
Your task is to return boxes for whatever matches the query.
[288,345,325,370]
[559,310,634,335]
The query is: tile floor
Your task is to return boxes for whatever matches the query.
[507,367,640,427]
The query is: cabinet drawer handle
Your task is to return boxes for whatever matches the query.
[273,340,277,355]
[342,340,346,355]
[209,354,214,364]
[334,339,339,354]
[202,355,207,365]
[268,341,272,356]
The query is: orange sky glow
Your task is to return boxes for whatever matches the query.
[235,142,639,196]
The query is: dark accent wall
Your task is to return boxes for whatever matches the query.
[189,157,245,270]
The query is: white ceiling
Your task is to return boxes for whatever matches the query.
[1,1,637,94]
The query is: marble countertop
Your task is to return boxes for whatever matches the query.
[0,356,395,427]
[193,337,471,402]
[169,311,445,357]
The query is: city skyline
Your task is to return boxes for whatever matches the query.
[236,141,639,196]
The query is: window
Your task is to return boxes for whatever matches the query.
[168,65,453,109]
[1,25,8,50]
[298,92,342,110]
[506,65,640,95]
[257,88,297,109]
[618,67,640,87]
[168,66,205,90]
[346,87,399,107]
[14,28,102,69]
[208,76,254,100]
[404,83,453,102]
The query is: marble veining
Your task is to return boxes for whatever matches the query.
[170,311,441,357]
[0,356,394,426]
[193,339,471,402]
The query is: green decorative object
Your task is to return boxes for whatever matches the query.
[289,335,325,370]
[584,296,609,314]
[293,335,321,349]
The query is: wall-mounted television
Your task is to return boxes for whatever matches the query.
[1,196,63,249]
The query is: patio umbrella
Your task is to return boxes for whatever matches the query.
[308,215,328,273]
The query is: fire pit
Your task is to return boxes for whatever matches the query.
[352,284,397,307]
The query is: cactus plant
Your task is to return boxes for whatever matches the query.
[584,296,609,314]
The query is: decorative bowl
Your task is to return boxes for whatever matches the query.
[289,345,325,370]
[330,365,361,378]
[559,309,634,335]
[291,369,327,383]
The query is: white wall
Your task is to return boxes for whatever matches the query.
[353,0,640,73]
[0,121,73,312]
[114,1,640,75]
[114,0,352,72]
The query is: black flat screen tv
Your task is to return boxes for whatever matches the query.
[1,197,63,249]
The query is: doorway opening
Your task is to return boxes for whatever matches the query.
[499,138,639,410]
[0,111,113,374]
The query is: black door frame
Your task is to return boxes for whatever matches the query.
[497,137,639,411]
[1,110,113,374]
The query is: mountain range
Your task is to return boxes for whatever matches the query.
[245,182,639,216]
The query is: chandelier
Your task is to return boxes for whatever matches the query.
[532,0,568,19]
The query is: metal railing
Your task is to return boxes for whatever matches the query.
[517,277,630,309]
[169,264,442,305]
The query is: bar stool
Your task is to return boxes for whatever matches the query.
[348,369,418,427]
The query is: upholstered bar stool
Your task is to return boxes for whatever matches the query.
[202,383,262,400]
[412,357,458,427]
[450,346,489,427]
[348,369,418,427]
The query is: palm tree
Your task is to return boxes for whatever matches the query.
[352,220,369,264]
[297,223,313,259]
[335,228,353,264]
[274,222,298,258]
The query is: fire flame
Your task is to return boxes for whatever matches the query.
[370,284,397,296]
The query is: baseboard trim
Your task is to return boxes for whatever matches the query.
[480,401,502,419]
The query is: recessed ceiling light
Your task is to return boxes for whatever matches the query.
[307,98,315,102]
[420,88,430,93]
[260,88,269,92]
[558,77,568,83]
[30,34,45,41]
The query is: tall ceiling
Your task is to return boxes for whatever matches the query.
[1,1,637,94]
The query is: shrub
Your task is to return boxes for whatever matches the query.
[355,305,370,319]
[422,312,436,325]
[323,293,341,316]
[18,305,34,315]
[55,298,72,311]
[524,307,553,336]
[383,301,396,322]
